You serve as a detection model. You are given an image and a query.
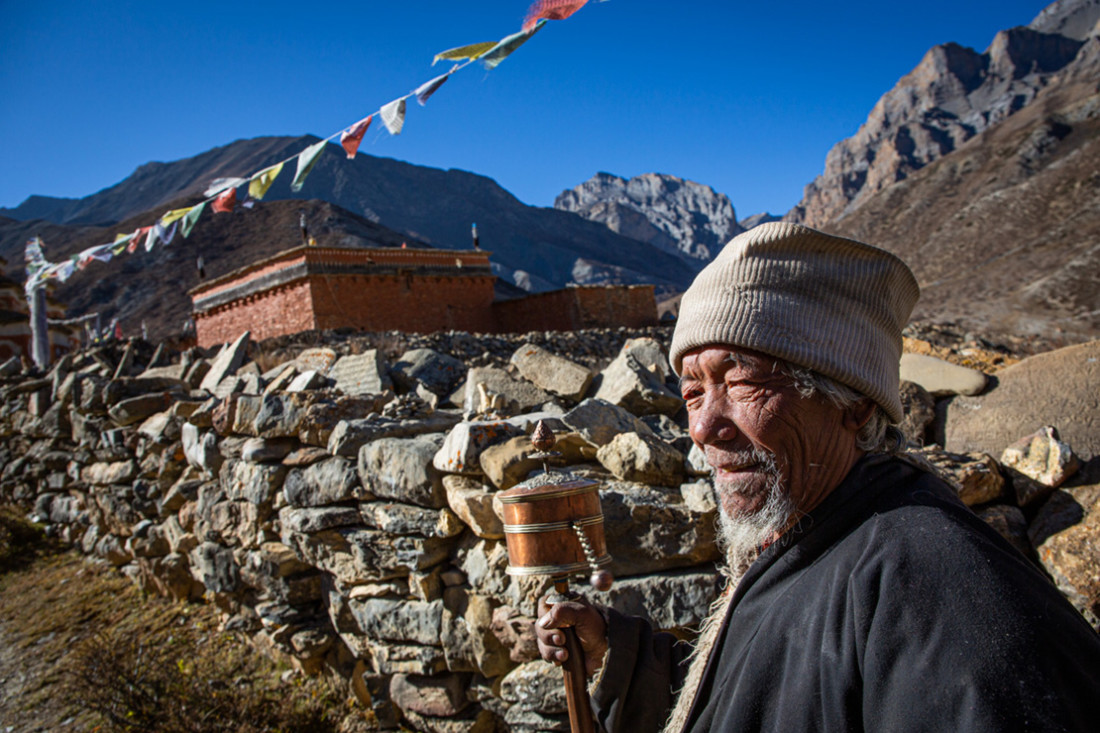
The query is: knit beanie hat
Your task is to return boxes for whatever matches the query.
[669,222,920,423]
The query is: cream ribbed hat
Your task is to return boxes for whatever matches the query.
[669,222,920,422]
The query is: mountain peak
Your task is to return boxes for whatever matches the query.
[554,172,742,266]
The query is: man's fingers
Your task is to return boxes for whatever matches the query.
[538,601,585,630]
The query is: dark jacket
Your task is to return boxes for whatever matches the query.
[591,453,1100,732]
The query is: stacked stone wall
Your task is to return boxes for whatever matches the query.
[1,332,1097,731]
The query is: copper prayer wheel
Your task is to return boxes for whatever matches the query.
[499,473,612,587]
[499,422,610,733]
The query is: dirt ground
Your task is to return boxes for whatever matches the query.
[0,544,343,733]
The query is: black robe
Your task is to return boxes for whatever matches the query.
[591,453,1100,732]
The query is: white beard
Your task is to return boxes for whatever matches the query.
[662,449,794,733]
[715,448,795,575]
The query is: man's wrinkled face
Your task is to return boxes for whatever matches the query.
[679,346,853,524]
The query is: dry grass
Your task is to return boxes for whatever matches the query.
[0,507,347,732]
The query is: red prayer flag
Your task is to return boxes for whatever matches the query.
[341,115,373,159]
[523,0,588,31]
[212,187,237,213]
[127,227,151,253]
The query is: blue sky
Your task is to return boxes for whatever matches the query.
[1,1,1050,219]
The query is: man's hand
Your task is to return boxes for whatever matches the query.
[535,595,609,678]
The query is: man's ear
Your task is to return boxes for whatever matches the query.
[843,399,876,432]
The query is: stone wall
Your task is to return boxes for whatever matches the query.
[1,331,1097,731]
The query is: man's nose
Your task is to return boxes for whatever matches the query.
[689,400,738,445]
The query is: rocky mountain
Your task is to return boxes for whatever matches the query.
[822,30,1100,344]
[553,172,743,268]
[787,0,1100,227]
[738,212,781,231]
[0,137,697,301]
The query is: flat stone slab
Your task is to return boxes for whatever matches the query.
[295,347,339,374]
[900,353,988,397]
[329,350,392,395]
[200,331,251,393]
[945,341,1100,461]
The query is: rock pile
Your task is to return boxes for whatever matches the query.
[1,329,1097,731]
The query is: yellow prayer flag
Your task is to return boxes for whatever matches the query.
[160,207,192,226]
[433,41,496,65]
[249,162,285,200]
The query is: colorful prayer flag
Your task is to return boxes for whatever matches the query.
[127,227,151,253]
[433,41,496,66]
[161,207,193,226]
[523,0,588,32]
[111,232,135,255]
[203,177,248,198]
[380,97,408,135]
[90,246,115,263]
[291,140,327,193]
[481,20,545,69]
[341,115,373,159]
[181,202,207,238]
[147,220,177,251]
[212,186,237,213]
[414,73,450,106]
[249,163,284,200]
[55,260,76,283]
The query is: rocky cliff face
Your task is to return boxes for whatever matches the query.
[787,0,1100,227]
[554,172,743,268]
[823,31,1100,344]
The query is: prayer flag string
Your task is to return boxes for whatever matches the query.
[26,1,597,291]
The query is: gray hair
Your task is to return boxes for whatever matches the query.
[779,361,905,454]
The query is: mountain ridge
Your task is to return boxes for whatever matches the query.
[787,0,1100,227]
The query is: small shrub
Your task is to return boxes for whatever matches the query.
[67,626,343,733]
[0,504,50,573]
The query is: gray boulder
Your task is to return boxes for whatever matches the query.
[602,569,722,630]
[348,598,443,645]
[360,433,448,508]
[393,348,468,397]
[601,481,718,577]
[284,456,363,507]
[596,432,685,485]
[510,344,593,401]
[433,420,525,476]
[462,367,552,417]
[199,331,251,393]
[594,339,681,416]
[562,398,655,447]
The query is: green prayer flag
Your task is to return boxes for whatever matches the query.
[180,202,207,239]
[481,20,545,69]
[291,140,327,193]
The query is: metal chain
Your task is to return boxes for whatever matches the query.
[572,521,599,573]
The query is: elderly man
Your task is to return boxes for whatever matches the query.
[535,223,1100,732]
